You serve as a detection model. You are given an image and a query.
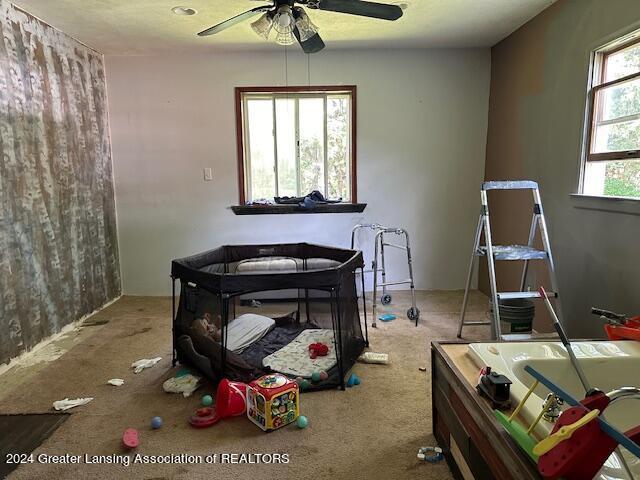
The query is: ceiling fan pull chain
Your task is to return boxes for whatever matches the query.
[284,44,289,87]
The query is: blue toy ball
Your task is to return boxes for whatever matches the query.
[311,371,321,383]
[297,415,309,429]
[151,416,163,429]
[299,379,311,391]
[202,394,213,406]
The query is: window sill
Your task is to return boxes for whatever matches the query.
[231,203,367,215]
[570,193,640,216]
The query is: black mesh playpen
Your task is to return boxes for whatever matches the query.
[171,243,368,390]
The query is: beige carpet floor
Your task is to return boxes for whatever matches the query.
[0,290,490,480]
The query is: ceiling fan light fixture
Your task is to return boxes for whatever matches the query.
[294,9,319,42]
[274,30,295,46]
[273,5,294,34]
[250,12,274,40]
[272,5,295,46]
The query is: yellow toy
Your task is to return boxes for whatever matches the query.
[246,374,299,431]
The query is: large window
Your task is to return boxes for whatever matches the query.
[236,86,356,204]
[582,34,640,199]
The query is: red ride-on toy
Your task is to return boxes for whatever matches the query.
[592,307,640,342]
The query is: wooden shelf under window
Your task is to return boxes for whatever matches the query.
[231,203,367,215]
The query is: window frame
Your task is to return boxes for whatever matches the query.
[581,34,640,164]
[235,85,357,205]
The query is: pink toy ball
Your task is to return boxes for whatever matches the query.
[319,371,328,381]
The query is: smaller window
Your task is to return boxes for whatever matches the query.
[235,86,357,204]
[582,33,640,199]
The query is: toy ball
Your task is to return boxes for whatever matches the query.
[299,379,311,391]
[151,416,163,429]
[296,415,309,429]
[202,394,213,406]
[294,376,304,386]
[311,371,321,383]
[319,371,329,381]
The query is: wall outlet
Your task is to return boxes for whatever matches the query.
[203,168,213,181]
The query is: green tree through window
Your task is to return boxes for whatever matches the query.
[584,38,640,199]
[603,49,640,197]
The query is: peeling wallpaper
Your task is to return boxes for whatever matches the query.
[0,0,120,364]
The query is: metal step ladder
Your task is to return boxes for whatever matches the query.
[457,181,562,340]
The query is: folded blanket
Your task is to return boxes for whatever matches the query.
[224,313,275,354]
[262,329,336,377]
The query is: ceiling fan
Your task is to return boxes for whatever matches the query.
[197,0,404,54]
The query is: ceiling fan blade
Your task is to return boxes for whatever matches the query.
[197,5,273,36]
[310,0,403,21]
[294,28,326,54]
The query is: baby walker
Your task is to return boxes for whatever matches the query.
[350,223,419,326]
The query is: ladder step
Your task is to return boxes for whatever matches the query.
[482,180,539,191]
[497,291,558,300]
[462,321,492,326]
[477,245,548,261]
[500,332,560,341]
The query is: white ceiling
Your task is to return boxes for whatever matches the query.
[12,0,557,55]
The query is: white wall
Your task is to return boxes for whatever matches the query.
[106,48,490,296]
